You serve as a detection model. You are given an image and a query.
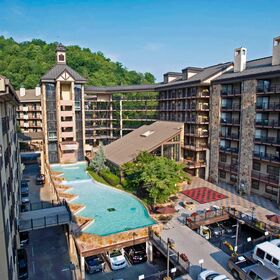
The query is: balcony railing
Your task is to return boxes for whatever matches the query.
[220,133,239,140]
[220,118,240,125]
[221,104,240,110]
[253,152,280,163]
[251,170,279,186]
[256,102,280,110]
[254,136,280,145]
[218,162,238,173]
[255,119,280,128]
[256,84,280,94]
[185,160,207,168]
[219,146,239,154]
[220,88,241,96]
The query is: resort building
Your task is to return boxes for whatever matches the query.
[209,37,280,202]
[157,63,233,179]
[104,120,184,168]
[0,76,21,280]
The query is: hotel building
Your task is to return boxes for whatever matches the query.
[209,37,280,202]
[0,76,21,280]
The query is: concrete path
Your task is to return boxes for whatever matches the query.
[161,218,232,280]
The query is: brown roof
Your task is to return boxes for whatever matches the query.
[104,121,184,167]
[16,89,41,102]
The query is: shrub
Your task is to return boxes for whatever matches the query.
[86,167,109,185]
[99,169,120,186]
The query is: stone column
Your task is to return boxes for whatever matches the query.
[238,80,257,194]
[209,84,221,183]
[146,241,153,263]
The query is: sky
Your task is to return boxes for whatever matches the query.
[0,0,280,81]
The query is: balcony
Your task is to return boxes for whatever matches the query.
[253,152,280,163]
[256,84,280,94]
[60,111,73,117]
[60,121,74,128]
[220,133,239,140]
[220,118,240,126]
[59,141,79,151]
[197,90,210,98]
[61,131,74,138]
[196,103,209,111]
[183,144,208,151]
[218,162,238,173]
[251,170,279,186]
[254,136,280,146]
[256,102,280,111]
[221,104,240,111]
[220,88,241,97]
[60,100,73,106]
[184,160,207,169]
[185,131,209,138]
[219,146,239,154]
[255,119,280,128]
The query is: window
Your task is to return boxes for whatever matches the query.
[219,170,226,179]
[257,79,271,92]
[220,154,227,163]
[251,180,259,190]
[267,165,280,176]
[256,248,265,259]
[265,185,278,196]
[59,54,65,61]
[248,271,257,279]
[272,258,279,266]
[48,132,57,141]
[266,254,272,261]
[75,101,81,110]
[253,162,261,171]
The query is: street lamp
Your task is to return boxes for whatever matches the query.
[234,219,245,253]
[167,238,175,278]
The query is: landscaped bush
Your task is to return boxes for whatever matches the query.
[99,169,120,186]
[86,167,109,185]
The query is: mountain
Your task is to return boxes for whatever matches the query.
[0,36,155,89]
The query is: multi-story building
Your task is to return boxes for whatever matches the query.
[0,75,21,280]
[16,87,43,133]
[157,63,232,179]
[209,36,280,202]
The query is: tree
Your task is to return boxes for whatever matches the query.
[122,152,189,205]
[89,144,107,173]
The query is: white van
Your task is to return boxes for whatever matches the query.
[253,241,280,276]
[270,239,280,248]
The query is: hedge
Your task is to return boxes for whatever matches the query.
[86,168,109,185]
[99,169,120,186]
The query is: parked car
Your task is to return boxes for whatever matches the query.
[18,249,28,280]
[220,220,235,234]
[85,254,104,274]
[21,193,30,204]
[36,174,45,184]
[21,186,29,195]
[125,244,147,264]
[20,232,29,246]
[106,250,127,270]
[270,239,280,248]
[21,182,29,189]
[209,223,225,237]
[198,270,229,280]
[228,255,278,280]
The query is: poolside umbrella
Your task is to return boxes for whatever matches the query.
[266,214,280,224]
[156,206,176,214]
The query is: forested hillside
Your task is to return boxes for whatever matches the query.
[0,36,155,89]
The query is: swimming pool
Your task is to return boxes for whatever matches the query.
[51,163,156,236]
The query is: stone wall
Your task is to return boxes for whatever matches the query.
[209,84,221,183]
[238,79,257,194]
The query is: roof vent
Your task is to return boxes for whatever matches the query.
[141,130,155,137]
[234,47,247,72]
[272,36,280,66]
[19,87,26,97]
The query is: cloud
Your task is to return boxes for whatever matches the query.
[144,42,162,52]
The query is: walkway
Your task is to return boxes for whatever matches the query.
[161,218,231,279]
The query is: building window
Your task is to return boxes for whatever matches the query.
[48,132,57,141]
[59,54,65,62]
[267,165,279,176]
[253,161,261,171]
[219,170,226,179]
[75,101,81,110]
[265,185,278,196]
[252,180,259,190]
[220,154,227,163]
[230,175,237,182]
[257,80,271,92]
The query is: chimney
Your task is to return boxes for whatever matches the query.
[56,43,66,64]
[35,86,41,96]
[272,36,280,66]
[234,47,247,72]
[19,87,26,97]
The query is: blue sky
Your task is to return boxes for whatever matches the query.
[1,0,280,81]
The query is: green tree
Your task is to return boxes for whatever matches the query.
[89,144,107,173]
[122,152,189,205]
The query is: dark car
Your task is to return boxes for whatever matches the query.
[125,244,147,264]
[85,255,104,274]
[21,182,29,189]
[18,249,28,280]
[20,232,29,246]
[221,220,235,234]
[209,223,225,237]
[21,193,30,204]
[36,174,45,184]
[21,186,29,195]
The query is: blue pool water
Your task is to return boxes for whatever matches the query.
[51,163,155,236]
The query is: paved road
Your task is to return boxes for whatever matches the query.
[161,218,232,280]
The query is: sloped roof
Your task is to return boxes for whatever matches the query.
[104,121,184,167]
[85,84,157,93]
[16,89,41,101]
[214,56,280,82]
[41,64,86,83]
[156,62,232,89]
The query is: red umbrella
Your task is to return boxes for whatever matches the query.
[266,214,280,224]
[156,206,176,214]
